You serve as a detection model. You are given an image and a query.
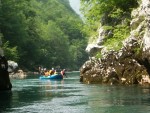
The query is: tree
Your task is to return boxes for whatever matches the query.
[80,0,138,50]
[0,0,88,71]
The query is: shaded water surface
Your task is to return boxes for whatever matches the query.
[0,72,150,113]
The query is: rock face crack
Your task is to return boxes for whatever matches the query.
[137,58,150,75]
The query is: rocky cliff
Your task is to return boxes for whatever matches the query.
[0,40,12,90]
[80,0,150,85]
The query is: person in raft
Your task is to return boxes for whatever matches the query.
[61,69,67,78]
[44,70,49,76]
[49,68,56,75]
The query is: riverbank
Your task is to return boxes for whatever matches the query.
[9,70,39,79]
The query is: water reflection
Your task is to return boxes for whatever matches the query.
[0,91,12,112]
[86,85,150,112]
[1,72,150,113]
[39,79,65,97]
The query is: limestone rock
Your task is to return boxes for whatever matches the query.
[9,70,27,79]
[80,0,150,86]
[8,60,18,73]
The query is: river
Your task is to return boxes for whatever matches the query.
[0,72,150,113]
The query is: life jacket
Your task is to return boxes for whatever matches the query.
[50,70,55,75]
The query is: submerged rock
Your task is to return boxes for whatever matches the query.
[9,69,27,79]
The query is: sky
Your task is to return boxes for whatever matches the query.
[69,0,83,17]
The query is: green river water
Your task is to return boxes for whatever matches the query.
[0,72,150,113]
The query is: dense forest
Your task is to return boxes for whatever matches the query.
[0,0,88,71]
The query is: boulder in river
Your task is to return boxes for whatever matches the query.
[0,56,12,91]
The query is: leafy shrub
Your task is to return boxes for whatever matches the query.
[104,25,130,51]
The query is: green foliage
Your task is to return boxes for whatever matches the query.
[81,0,138,19]
[104,25,130,51]
[95,52,102,59]
[133,47,142,56]
[69,39,88,69]
[109,8,123,19]
[81,0,138,52]
[80,0,138,33]
[0,0,88,70]
[103,26,113,31]
[2,41,19,61]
